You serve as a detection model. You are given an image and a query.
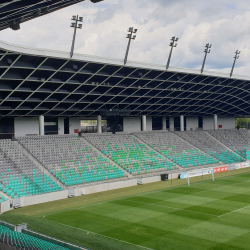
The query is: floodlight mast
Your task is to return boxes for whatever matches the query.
[230,50,241,77]
[124,27,137,65]
[166,36,178,70]
[201,43,212,73]
[70,15,83,58]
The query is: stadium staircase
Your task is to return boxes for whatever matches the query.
[174,131,222,165]
[133,132,181,169]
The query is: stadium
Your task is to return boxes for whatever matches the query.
[0,1,250,250]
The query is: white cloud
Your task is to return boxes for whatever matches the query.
[1,0,250,76]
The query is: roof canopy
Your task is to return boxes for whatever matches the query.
[0,40,249,118]
[0,0,102,31]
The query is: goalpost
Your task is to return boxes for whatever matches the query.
[187,168,214,186]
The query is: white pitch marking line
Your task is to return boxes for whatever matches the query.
[43,219,154,250]
[127,200,217,217]
[218,205,250,217]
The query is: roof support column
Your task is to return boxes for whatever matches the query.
[180,115,184,132]
[97,115,102,134]
[39,115,44,136]
[142,115,146,131]
[214,114,218,130]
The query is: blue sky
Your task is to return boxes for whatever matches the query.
[1,0,250,76]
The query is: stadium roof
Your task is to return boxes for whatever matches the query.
[0,0,103,31]
[0,39,250,118]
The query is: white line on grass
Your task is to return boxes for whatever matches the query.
[126,200,217,217]
[43,218,154,250]
[218,205,250,218]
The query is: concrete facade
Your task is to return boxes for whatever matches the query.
[186,117,199,131]
[218,116,235,129]
[58,118,64,135]
[203,116,235,130]
[146,117,152,131]
[69,118,81,135]
[169,117,174,131]
[123,117,141,133]
[14,118,39,137]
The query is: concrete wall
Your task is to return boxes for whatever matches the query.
[0,200,10,214]
[14,118,39,137]
[20,190,68,207]
[123,117,141,133]
[58,118,64,135]
[186,117,199,131]
[75,179,138,196]
[146,117,152,131]
[218,116,235,129]
[69,118,81,135]
[169,117,174,131]
[203,116,214,130]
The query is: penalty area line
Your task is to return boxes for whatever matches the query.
[218,205,250,218]
[42,218,154,250]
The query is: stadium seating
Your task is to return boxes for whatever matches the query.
[18,135,125,185]
[208,129,250,160]
[135,131,218,168]
[0,224,70,250]
[0,140,61,198]
[175,131,244,163]
[84,133,175,175]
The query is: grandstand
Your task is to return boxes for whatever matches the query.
[1,16,250,250]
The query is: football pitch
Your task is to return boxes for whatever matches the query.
[2,168,250,250]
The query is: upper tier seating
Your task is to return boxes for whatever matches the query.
[84,133,175,175]
[175,131,244,163]
[18,135,125,186]
[135,131,218,168]
[0,224,70,250]
[0,140,61,198]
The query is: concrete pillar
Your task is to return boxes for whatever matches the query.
[39,115,44,136]
[162,117,166,130]
[180,115,184,132]
[170,117,174,131]
[214,114,218,130]
[97,115,102,134]
[142,115,146,131]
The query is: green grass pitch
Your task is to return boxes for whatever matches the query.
[2,168,250,250]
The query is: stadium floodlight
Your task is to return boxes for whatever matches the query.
[124,27,138,65]
[70,15,83,58]
[166,36,179,70]
[230,50,241,77]
[201,43,212,73]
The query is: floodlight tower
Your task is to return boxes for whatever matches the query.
[70,15,83,58]
[230,50,241,77]
[201,43,212,73]
[166,36,179,70]
[124,27,138,65]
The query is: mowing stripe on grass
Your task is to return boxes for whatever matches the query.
[43,218,154,250]
[126,200,217,217]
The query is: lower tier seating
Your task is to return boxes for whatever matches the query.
[0,224,70,250]
[0,140,61,198]
[175,131,244,164]
[84,133,175,175]
[135,131,218,168]
[18,135,125,186]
